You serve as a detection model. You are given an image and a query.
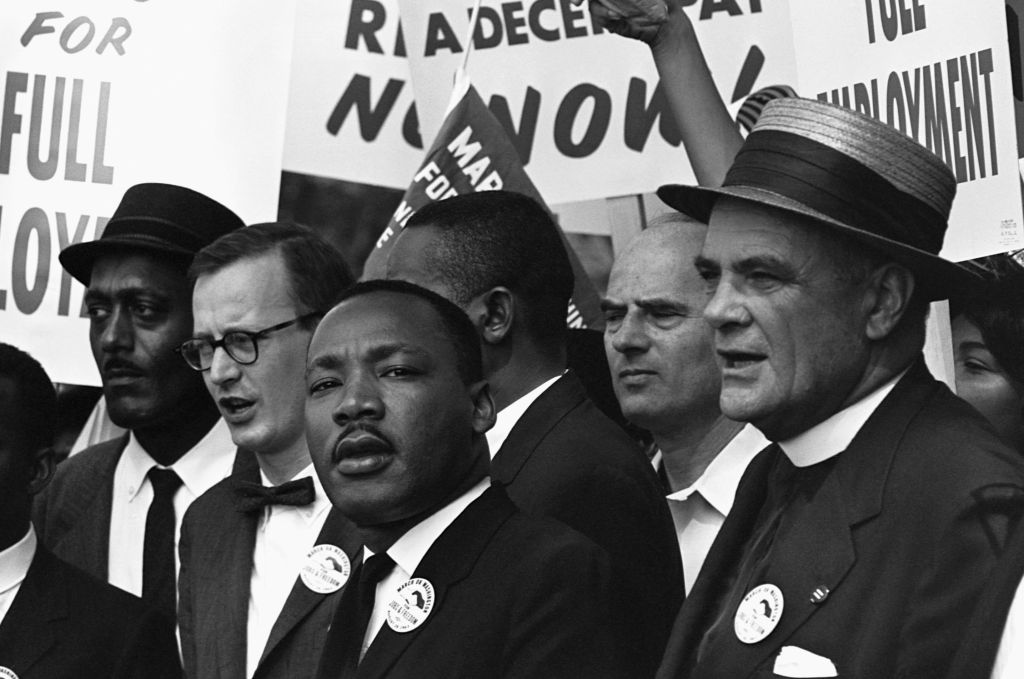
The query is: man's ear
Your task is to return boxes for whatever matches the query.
[466,287,515,345]
[864,263,916,341]
[469,380,496,435]
[27,445,55,496]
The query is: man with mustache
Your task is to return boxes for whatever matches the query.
[306,279,625,679]
[175,222,360,679]
[376,190,682,676]
[602,215,767,594]
[34,183,245,620]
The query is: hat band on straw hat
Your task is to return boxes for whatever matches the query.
[726,130,948,255]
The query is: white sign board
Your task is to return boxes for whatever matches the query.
[789,0,1024,261]
[395,0,797,204]
[0,1,296,385]
[283,0,422,189]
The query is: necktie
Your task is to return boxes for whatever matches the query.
[233,477,316,513]
[316,553,396,678]
[142,467,183,617]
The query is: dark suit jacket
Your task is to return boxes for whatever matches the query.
[316,485,626,679]
[492,371,682,677]
[657,360,1024,679]
[943,486,1024,679]
[33,433,254,581]
[0,544,180,679]
[178,475,362,679]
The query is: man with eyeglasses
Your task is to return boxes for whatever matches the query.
[35,183,244,626]
[175,222,361,679]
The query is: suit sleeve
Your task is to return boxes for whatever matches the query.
[897,482,1024,679]
[502,538,628,679]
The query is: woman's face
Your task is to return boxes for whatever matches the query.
[953,314,1024,451]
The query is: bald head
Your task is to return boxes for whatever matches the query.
[602,216,720,437]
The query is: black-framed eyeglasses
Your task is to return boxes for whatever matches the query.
[176,312,320,371]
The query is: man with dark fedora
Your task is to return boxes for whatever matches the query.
[34,183,247,621]
[653,98,1024,679]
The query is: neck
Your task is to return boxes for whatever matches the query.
[134,399,220,466]
[256,439,313,486]
[659,416,745,492]
[0,512,29,553]
[486,350,564,412]
[357,452,488,554]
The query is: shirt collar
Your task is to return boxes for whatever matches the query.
[122,418,236,500]
[665,424,770,516]
[0,526,36,595]
[258,462,332,522]
[485,372,565,458]
[778,368,908,468]
[364,478,490,577]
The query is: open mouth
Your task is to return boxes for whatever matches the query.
[218,396,255,420]
[718,350,766,370]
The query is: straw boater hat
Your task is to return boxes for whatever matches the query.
[658,97,978,300]
[60,183,244,285]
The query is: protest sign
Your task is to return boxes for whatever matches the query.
[788,0,1024,261]
[283,0,422,189]
[364,69,604,328]
[395,0,797,205]
[0,1,296,385]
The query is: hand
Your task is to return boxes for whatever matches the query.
[573,0,670,44]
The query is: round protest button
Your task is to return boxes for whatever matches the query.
[386,577,435,633]
[0,667,19,679]
[300,544,351,594]
[734,583,784,644]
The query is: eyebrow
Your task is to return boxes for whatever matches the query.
[306,341,428,376]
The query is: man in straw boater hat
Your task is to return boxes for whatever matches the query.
[34,183,246,623]
[651,97,1024,678]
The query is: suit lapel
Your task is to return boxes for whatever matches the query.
[356,487,514,679]
[0,547,64,673]
[58,435,126,578]
[256,509,362,670]
[491,373,582,485]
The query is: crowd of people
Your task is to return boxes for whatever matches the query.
[3,1,1024,678]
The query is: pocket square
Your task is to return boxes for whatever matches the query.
[773,645,838,678]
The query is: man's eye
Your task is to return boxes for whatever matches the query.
[382,366,417,378]
[86,305,110,322]
[131,303,160,319]
[309,378,340,394]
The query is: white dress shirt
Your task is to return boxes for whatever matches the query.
[992,577,1024,678]
[485,373,564,459]
[777,370,905,467]
[108,418,236,596]
[361,478,490,657]
[245,464,332,678]
[0,527,36,626]
[661,424,768,593]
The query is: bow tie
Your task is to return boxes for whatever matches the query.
[234,477,316,513]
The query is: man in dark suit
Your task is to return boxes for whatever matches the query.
[33,183,245,618]
[0,342,181,678]
[373,190,682,675]
[652,97,1024,678]
[306,280,626,679]
[176,223,360,679]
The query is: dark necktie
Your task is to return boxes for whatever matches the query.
[142,467,183,617]
[316,553,397,679]
[233,477,316,513]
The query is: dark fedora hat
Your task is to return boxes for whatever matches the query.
[60,183,245,285]
[658,97,978,300]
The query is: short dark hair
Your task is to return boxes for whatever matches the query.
[403,191,574,348]
[190,222,353,329]
[0,343,56,454]
[334,279,483,385]
[952,258,1024,385]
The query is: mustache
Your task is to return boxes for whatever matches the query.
[101,357,145,376]
[331,422,394,461]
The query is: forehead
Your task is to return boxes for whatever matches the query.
[703,199,830,264]
[88,252,188,293]
[608,226,707,299]
[193,252,297,325]
[310,292,454,364]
